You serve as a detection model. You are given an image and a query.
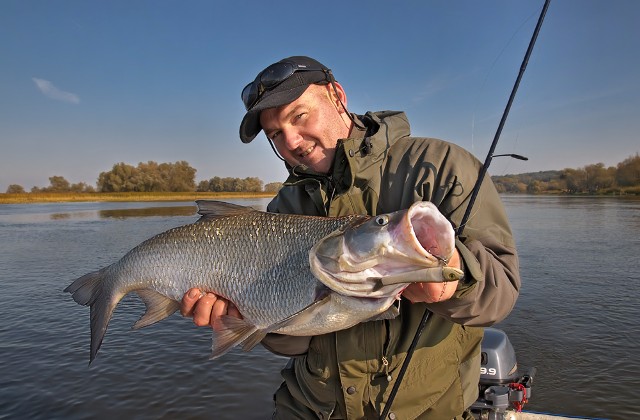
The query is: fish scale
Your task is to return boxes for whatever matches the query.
[113,211,353,324]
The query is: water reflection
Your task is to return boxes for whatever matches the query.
[50,211,97,220]
[0,198,271,224]
[98,205,197,219]
[8,206,198,223]
[50,212,72,220]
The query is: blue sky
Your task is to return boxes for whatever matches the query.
[1,0,639,192]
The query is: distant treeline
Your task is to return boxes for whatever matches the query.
[492,154,640,195]
[5,154,640,195]
[196,176,282,194]
[5,161,283,194]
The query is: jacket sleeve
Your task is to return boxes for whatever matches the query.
[261,334,311,357]
[428,167,521,326]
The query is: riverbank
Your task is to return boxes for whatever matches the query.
[3,191,640,205]
[0,191,276,204]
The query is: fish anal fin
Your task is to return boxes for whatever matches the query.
[210,316,261,359]
[132,289,180,330]
[240,328,269,352]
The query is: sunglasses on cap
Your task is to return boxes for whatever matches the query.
[241,62,331,111]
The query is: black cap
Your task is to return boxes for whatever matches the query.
[239,56,331,143]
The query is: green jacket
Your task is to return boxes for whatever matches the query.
[266,111,520,419]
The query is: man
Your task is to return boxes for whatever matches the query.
[181,56,520,419]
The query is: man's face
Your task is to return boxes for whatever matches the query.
[259,83,351,174]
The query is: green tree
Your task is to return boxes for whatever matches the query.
[6,184,25,193]
[70,182,95,193]
[46,175,71,192]
[584,163,615,193]
[97,162,139,192]
[136,161,165,192]
[547,178,567,192]
[220,177,237,192]
[264,182,283,193]
[97,161,196,192]
[243,177,263,192]
[164,161,196,192]
[561,168,587,193]
[209,176,224,192]
[196,180,210,192]
[526,180,543,194]
[616,154,640,186]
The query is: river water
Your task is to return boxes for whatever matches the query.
[0,196,638,419]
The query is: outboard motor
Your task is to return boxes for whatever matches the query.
[471,328,536,420]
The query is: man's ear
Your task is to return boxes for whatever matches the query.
[326,81,348,113]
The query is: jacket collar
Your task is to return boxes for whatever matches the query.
[283,111,411,190]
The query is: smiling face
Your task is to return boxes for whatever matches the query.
[259,82,352,174]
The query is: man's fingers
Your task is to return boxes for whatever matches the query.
[211,297,228,319]
[193,292,218,327]
[180,288,202,317]
[209,298,228,331]
[181,288,242,330]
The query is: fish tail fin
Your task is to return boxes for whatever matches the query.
[132,290,180,329]
[65,268,120,365]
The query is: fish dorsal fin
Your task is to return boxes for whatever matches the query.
[195,200,257,220]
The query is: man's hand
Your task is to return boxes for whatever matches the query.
[402,248,462,303]
[180,288,242,331]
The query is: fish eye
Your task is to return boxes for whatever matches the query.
[375,215,389,226]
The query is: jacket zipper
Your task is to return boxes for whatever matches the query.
[324,175,337,216]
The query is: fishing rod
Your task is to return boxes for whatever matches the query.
[379,1,551,418]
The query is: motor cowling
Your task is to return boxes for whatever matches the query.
[471,328,536,420]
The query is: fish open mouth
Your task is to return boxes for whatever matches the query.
[309,201,456,298]
[406,202,451,263]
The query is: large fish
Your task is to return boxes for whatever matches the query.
[65,200,459,363]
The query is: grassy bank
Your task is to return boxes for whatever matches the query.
[0,191,276,204]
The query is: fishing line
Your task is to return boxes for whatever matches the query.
[471,6,541,156]
[458,0,549,237]
[379,1,550,418]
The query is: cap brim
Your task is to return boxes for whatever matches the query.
[239,84,309,143]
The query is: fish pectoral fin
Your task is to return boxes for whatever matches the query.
[211,316,261,359]
[132,290,180,330]
[211,298,334,359]
[363,303,400,322]
[265,296,334,335]
[237,299,332,352]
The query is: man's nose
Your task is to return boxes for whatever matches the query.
[281,128,303,150]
